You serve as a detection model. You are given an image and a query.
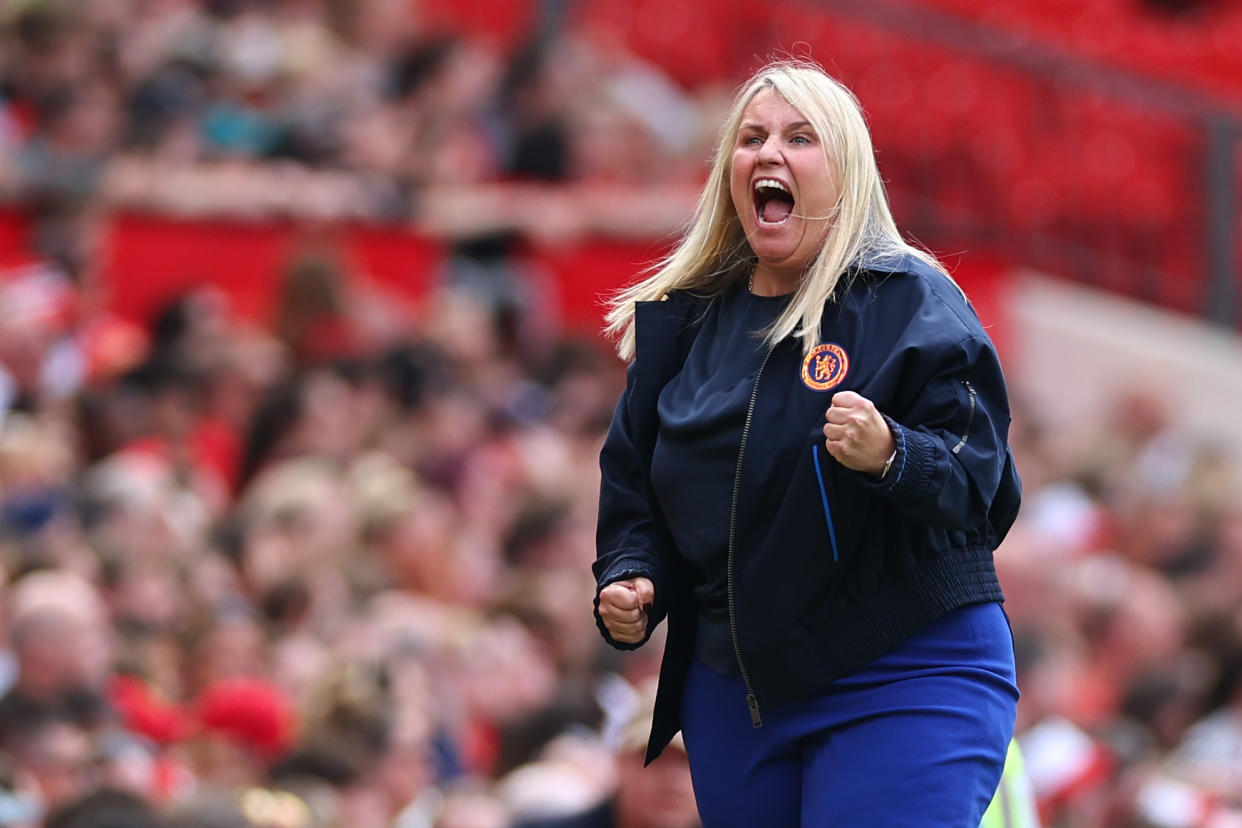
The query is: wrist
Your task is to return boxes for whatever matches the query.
[879,447,897,480]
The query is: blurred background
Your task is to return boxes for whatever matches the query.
[0,0,1241,826]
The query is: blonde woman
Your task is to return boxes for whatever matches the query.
[592,60,1021,826]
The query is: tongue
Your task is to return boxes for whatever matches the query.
[761,197,793,223]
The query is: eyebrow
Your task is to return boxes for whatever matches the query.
[739,120,815,132]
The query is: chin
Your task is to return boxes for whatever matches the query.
[748,241,801,266]
[745,224,797,253]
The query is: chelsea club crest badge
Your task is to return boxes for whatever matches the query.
[800,343,849,391]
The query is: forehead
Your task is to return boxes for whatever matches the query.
[738,88,810,129]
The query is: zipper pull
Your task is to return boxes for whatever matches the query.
[746,694,763,728]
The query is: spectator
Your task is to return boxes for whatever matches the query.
[0,571,113,747]
[512,688,698,828]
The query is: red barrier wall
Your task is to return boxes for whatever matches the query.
[0,208,671,337]
[1,208,1008,354]
[100,214,446,325]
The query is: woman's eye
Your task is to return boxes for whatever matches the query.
[744,135,763,146]
[791,134,811,145]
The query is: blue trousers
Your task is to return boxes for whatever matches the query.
[680,602,1019,828]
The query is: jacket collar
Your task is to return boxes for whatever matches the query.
[851,250,921,275]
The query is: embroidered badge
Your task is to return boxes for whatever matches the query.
[800,343,849,391]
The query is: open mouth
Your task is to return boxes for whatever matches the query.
[753,178,795,226]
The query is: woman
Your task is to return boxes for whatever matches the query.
[592,60,1021,827]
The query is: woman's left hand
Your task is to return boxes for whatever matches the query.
[823,391,896,479]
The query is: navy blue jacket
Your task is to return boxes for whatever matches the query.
[593,254,1021,764]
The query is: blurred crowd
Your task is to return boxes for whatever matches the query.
[1000,388,1242,827]
[1,2,1242,828]
[0,223,704,828]
[0,3,709,824]
[0,0,710,241]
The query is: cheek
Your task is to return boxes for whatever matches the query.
[799,171,840,233]
[729,158,751,214]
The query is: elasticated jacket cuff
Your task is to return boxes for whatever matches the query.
[856,414,939,500]
[592,560,660,650]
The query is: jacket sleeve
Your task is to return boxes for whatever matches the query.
[859,332,1020,538]
[593,360,668,650]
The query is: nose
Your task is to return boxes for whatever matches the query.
[757,135,783,165]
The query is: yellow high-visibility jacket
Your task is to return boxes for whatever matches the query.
[981,740,1041,828]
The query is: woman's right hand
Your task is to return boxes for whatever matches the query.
[598,577,655,644]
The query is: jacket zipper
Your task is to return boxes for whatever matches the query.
[951,380,977,455]
[728,345,775,728]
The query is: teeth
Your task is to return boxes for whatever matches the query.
[753,178,790,194]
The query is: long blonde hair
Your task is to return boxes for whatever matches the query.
[603,59,948,361]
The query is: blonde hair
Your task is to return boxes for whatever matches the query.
[603,59,949,361]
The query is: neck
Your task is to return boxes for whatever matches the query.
[749,265,799,297]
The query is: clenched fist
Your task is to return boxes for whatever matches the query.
[823,390,895,478]
[598,577,655,644]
